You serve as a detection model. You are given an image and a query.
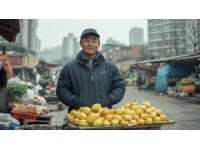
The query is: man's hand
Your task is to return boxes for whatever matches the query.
[3,58,13,79]
[3,58,9,71]
[0,50,8,61]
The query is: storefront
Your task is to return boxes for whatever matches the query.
[155,64,195,93]
[130,63,159,89]
[9,55,40,81]
[37,60,61,79]
[134,53,200,98]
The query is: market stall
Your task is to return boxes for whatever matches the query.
[155,64,195,94]
[4,76,55,127]
[63,101,176,130]
[0,19,20,114]
[167,78,196,97]
[158,56,200,98]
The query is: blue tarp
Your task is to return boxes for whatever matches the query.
[155,64,195,93]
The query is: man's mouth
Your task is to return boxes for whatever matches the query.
[87,48,94,50]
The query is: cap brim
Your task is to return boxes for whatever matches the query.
[81,32,100,38]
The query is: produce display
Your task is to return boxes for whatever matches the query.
[176,78,194,86]
[7,83,27,100]
[18,125,62,130]
[66,101,169,126]
[181,85,196,93]
[9,100,24,107]
[168,78,196,97]
[12,104,44,115]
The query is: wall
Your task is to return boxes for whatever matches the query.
[144,70,156,88]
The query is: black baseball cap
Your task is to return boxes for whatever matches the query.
[80,28,100,38]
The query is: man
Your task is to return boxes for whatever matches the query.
[137,74,142,90]
[142,76,145,89]
[35,71,41,85]
[51,71,57,85]
[56,28,125,112]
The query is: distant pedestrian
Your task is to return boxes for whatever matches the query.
[137,75,142,90]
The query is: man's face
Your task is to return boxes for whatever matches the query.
[80,34,100,55]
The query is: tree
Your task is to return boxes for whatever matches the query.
[185,19,200,53]
[172,20,187,55]
[158,19,186,57]
[138,45,148,61]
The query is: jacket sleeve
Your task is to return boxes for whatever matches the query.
[0,68,7,87]
[56,65,78,108]
[108,65,126,105]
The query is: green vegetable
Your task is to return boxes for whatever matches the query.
[176,82,185,86]
[7,83,27,100]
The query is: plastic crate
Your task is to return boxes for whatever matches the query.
[63,118,68,124]
[0,122,19,130]
[11,112,38,120]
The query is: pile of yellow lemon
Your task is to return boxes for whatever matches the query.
[66,101,169,126]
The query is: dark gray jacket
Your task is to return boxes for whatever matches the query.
[0,68,7,87]
[56,50,125,112]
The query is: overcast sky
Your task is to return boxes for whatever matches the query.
[37,19,148,50]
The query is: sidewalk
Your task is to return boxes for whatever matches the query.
[127,86,200,103]
[47,104,68,126]
[183,93,200,103]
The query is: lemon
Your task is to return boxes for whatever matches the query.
[145,108,152,114]
[114,115,123,122]
[103,120,110,126]
[130,120,138,125]
[130,101,138,106]
[78,120,88,126]
[124,115,132,121]
[120,120,129,125]
[91,103,101,111]
[155,109,162,115]
[93,119,103,126]
[138,119,146,125]
[124,103,131,109]
[154,117,161,123]
[79,112,87,120]
[146,118,153,124]
[103,107,110,115]
[142,102,151,108]
[131,105,139,111]
[150,112,157,119]
[140,114,149,120]
[82,107,91,115]
[110,119,119,126]
[105,114,114,121]
[136,109,144,115]
[86,113,97,124]
[133,115,140,120]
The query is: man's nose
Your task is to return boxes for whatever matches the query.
[88,41,93,46]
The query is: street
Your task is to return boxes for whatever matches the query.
[48,86,200,130]
[119,86,200,130]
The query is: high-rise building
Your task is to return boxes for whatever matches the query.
[38,46,62,63]
[15,19,38,52]
[148,19,187,57]
[62,33,80,58]
[35,36,41,53]
[28,19,37,52]
[130,27,144,45]
[106,38,120,45]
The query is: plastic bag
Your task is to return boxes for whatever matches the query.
[21,89,35,99]
[7,77,22,84]
[0,113,19,124]
[34,84,43,95]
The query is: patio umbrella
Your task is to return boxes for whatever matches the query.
[0,19,20,43]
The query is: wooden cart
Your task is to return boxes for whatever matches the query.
[68,120,176,130]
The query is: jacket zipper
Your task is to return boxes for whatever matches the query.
[77,58,104,104]
[88,68,94,82]
[77,59,94,82]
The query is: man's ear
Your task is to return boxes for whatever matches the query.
[97,42,100,49]
[80,41,83,49]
